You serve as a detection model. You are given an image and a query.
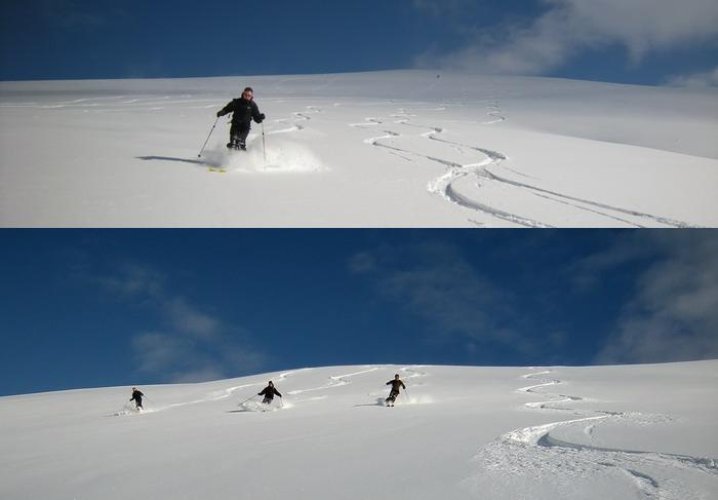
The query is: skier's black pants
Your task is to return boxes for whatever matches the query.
[230,121,251,146]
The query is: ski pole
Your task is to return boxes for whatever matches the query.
[238,394,258,406]
[197,116,220,158]
[261,122,267,163]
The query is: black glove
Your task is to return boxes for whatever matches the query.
[257,113,265,123]
[216,111,223,117]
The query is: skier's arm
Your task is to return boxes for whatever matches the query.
[274,389,282,397]
[217,101,234,117]
[400,382,406,389]
[251,102,265,123]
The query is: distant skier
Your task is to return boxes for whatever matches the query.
[385,374,406,407]
[130,387,144,411]
[258,381,282,405]
[216,87,265,151]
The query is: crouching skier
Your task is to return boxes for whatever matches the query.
[385,374,406,407]
[216,87,265,151]
[258,381,282,405]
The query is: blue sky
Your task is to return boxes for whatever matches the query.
[1,230,717,396]
[1,0,717,85]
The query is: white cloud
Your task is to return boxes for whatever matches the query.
[563,0,718,59]
[132,332,192,375]
[95,263,265,382]
[94,262,164,299]
[418,0,718,75]
[350,241,536,357]
[131,329,264,384]
[163,296,221,341]
[347,252,377,274]
[574,232,718,364]
[569,236,652,291]
[665,67,718,87]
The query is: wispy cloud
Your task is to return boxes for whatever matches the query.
[665,66,718,87]
[415,0,718,77]
[349,241,540,360]
[94,262,265,383]
[573,232,718,364]
[94,262,164,299]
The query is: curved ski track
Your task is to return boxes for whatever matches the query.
[22,93,698,227]
[358,104,694,228]
[465,369,718,499]
[116,365,429,416]
[283,364,429,407]
[267,105,322,136]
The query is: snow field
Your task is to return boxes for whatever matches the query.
[2,71,716,227]
[1,362,716,499]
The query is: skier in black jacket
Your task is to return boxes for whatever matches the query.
[385,374,406,407]
[258,381,282,405]
[130,387,144,410]
[217,87,265,151]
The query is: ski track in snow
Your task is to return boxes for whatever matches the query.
[112,381,265,416]
[202,105,325,174]
[12,92,702,227]
[114,365,430,416]
[282,365,431,407]
[105,364,717,497]
[464,369,718,499]
[112,369,308,416]
[263,105,322,138]
[358,103,695,228]
[2,94,223,113]
[286,366,380,396]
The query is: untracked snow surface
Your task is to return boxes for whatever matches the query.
[1,71,717,227]
[1,362,717,499]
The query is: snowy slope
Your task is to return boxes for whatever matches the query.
[1,362,717,499]
[1,70,716,227]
